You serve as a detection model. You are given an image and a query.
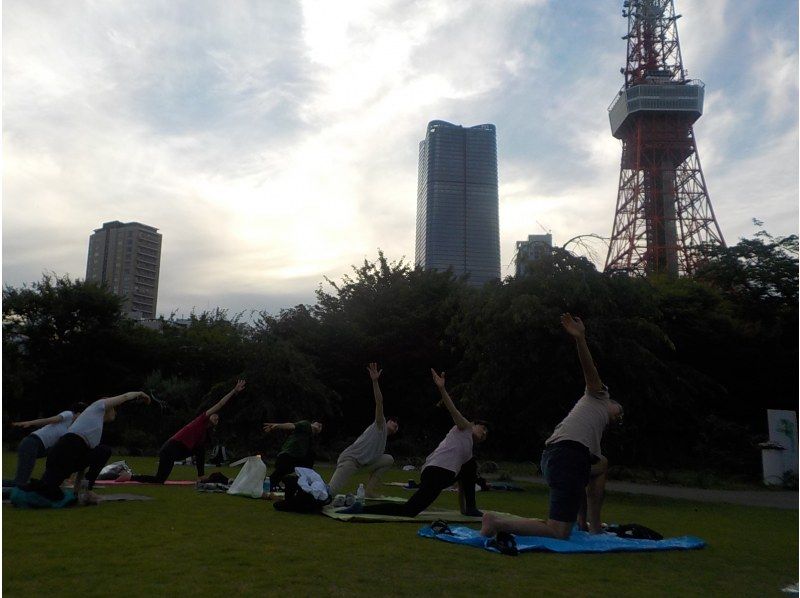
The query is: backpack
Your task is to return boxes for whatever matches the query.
[606,523,663,541]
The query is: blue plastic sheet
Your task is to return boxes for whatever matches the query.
[418,524,706,554]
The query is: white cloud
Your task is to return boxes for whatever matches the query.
[2,0,797,315]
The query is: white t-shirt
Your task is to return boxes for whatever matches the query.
[423,426,474,474]
[337,420,388,466]
[545,387,619,458]
[67,399,107,448]
[32,411,74,449]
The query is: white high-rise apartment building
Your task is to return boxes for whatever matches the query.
[86,221,162,320]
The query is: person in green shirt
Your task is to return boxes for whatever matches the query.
[263,419,323,493]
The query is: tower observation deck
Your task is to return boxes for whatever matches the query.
[604,0,724,276]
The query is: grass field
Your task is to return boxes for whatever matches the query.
[3,452,797,597]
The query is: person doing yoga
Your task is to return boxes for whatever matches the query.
[481,313,623,540]
[339,368,486,517]
[132,380,246,483]
[263,419,323,493]
[4,403,87,488]
[26,391,151,504]
[328,362,399,497]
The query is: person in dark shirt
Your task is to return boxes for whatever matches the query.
[132,380,245,483]
[263,419,322,494]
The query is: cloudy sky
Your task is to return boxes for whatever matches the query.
[3,0,798,317]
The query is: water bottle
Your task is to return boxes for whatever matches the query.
[356,483,365,505]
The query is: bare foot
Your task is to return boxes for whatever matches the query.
[480,512,498,537]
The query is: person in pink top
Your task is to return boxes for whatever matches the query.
[339,368,487,517]
[132,380,245,483]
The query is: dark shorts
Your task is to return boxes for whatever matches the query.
[540,440,591,523]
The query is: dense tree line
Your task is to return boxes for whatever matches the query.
[3,226,797,477]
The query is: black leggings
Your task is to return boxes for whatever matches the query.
[131,439,205,483]
[360,458,478,517]
[33,433,112,501]
[269,453,314,490]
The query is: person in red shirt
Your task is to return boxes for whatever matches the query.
[132,380,245,483]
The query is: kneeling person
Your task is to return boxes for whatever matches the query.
[26,391,151,504]
[263,419,323,491]
[329,362,399,497]
[341,369,486,518]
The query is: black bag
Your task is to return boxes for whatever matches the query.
[606,523,663,541]
[272,475,331,513]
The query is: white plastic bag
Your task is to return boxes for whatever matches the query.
[98,460,132,480]
[226,455,267,498]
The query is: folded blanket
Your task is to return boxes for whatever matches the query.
[418,524,706,554]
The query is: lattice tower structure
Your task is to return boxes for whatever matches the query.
[605,0,725,276]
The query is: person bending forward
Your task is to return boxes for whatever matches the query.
[264,419,323,492]
[28,391,151,503]
[4,403,86,488]
[340,368,486,518]
[132,380,245,483]
[481,313,622,540]
[328,362,399,497]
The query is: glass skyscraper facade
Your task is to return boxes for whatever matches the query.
[415,120,500,286]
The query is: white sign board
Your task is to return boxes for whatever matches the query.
[762,410,798,485]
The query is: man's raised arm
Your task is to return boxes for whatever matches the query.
[367,363,385,430]
[431,369,472,431]
[206,379,246,416]
[12,414,64,429]
[263,422,296,433]
[103,391,151,409]
[560,313,603,393]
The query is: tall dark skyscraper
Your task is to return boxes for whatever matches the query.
[415,120,500,286]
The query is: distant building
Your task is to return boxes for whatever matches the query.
[86,221,162,319]
[415,120,500,286]
[515,234,553,277]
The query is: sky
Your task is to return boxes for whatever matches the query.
[3,0,798,317]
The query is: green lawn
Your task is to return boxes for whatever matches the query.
[3,452,797,597]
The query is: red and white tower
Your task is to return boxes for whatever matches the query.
[604,0,725,276]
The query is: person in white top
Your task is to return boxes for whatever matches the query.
[3,403,86,487]
[339,368,487,517]
[328,363,399,497]
[28,391,151,504]
[481,314,623,540]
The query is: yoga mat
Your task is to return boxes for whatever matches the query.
[323,497,519,523]
[92,479,196,486]
[4,493,154,505]
[418,524,706,554]
[98,494,155,502]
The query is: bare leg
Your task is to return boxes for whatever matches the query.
[480,512,572,539]
[586,468,608,534]
[577,492,589,531]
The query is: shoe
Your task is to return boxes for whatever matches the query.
[331,494,346,507]
[336,502,363,515]
[488,531,519,556]
[462,508,483,517]
[430,520,453,535]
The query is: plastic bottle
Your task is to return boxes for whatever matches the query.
[356,483,366,505]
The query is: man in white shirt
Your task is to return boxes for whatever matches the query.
[4,403,86,487]
[328,363,399,497]
[481,314,623,540]
[27,391,151,504]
